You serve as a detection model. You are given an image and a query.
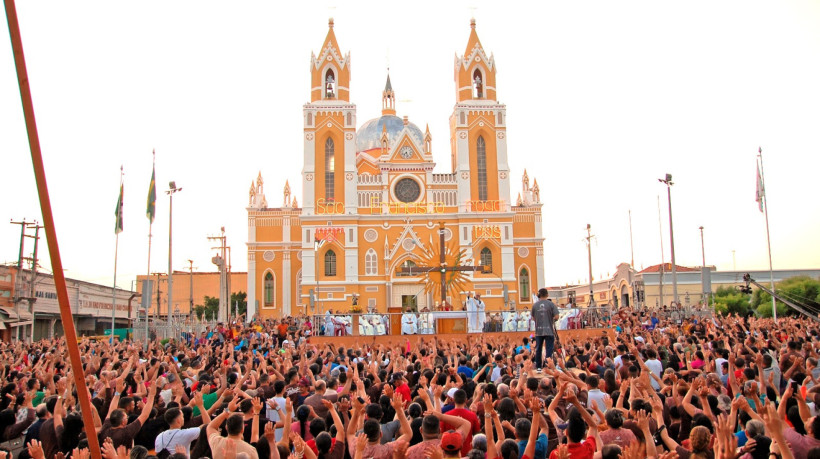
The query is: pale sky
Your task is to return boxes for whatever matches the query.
[2,1,819,292]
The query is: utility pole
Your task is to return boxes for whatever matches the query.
[659,174,679,305]
[10,219,30,341]
[166,181,182,334]
[585,224,595,308]
[151,272,163,329]
[25,223,42,342]
[699,226,707,308]
[208,228,228,323]
[188,259,194,320]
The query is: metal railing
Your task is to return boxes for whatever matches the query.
[309,307,613,337]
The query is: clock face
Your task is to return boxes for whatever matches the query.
[399,146,414,159]
[394,178,421,203]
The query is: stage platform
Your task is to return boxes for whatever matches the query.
[308,328,613,348]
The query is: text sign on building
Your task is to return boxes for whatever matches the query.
[467,200,506,212]
[315,227,345,243]
[316,198,345,214]
[368,196,445,214]
[473,225,501,239]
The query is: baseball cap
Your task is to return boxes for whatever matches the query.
[299,377,311,387]
[446,388,458,400]
[440,430,463,453]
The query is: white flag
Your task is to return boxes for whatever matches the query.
[755,163,764,213]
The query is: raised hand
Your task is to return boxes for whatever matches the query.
[27,439,45,459]
[252,397,264,415]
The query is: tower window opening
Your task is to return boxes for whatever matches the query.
[325,69,336,98]
[473,69,483,98]
[476,135,488,201]
[325,138,335,201]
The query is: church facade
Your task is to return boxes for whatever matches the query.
[246,19,544,319]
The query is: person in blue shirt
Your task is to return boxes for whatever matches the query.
[515,337,532,355]
[515,417,548,459]
[457,357,474,379]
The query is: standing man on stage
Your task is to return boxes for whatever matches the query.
[532,288,559,369]
[474,293,486,333]
[466,292,477,333]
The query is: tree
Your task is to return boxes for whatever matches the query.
[752,275,820,318]
[196,296,220,321]
[231,291,247,317]
[713,286,752,316]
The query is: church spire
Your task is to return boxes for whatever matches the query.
[454,18,496,102]
[382,71,395,115]
[310,18,351,102]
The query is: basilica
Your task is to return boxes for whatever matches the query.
[246,19,544,319]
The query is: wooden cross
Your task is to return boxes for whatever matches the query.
[395,222,489,305]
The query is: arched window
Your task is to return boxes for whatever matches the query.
[325,69,336,98]
[324,250,337,277]
[476,136,488,201]
[396,260,417,277]
[264,272,274,306]
[365,249,377,276]
[473,69,483,98]
[519,268,530,301]
[325,138,335,201]
[479,247,493,272]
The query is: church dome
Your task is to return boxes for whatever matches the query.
[356,115,424,153]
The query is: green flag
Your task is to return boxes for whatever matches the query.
[146,162,156,223]
[115,183,124,234]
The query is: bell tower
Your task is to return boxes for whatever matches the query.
[450,19,511,211]
[302,18,357,217]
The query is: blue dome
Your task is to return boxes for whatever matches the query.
[356,115,424,153]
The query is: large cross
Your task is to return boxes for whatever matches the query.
[395,222,489,305]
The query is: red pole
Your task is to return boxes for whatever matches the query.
[3,1,103,457]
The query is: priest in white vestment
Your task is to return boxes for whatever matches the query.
[324,311,334,336]
[466,293,478,333]
[401,313,418,334]
[474,294,486,332]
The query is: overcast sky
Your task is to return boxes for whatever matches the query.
[2,1,819,292]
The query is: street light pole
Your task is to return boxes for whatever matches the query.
[166,182,182,334]
[699,226,706,307]
[659,174,678,305]
[188,259,194,319]
[585,224,595,308]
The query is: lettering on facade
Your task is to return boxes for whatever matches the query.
[36,290,57,300]
[316,198,345,214]
[467,200,505,212]
[79,299,129,312]
[315,227,345,243]
[368,196,445,214]
[473,225,501,239]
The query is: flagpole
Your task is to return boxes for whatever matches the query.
[758,147,777,321]
[146,151,155,350]
[110,166,123,343]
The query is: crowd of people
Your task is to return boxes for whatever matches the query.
[0,289,817,459]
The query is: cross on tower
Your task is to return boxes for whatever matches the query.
[395,222,489,305]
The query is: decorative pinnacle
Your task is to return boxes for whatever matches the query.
[470,18,476,29]
[329,18,334,29]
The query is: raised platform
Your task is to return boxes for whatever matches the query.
[308,328,613,348]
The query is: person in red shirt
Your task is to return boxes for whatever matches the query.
[440,389,479,456]
[548,387,600,459]
[391,373,412,405]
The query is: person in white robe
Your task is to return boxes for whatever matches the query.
[503,311,517,332]
[324,311,335,336]
[344,316,353,335]
[418,309,434,334]
[466,293,478,332]
[401,313,418,334]
[360,317,374,335]
[373,316,386,335]
[474,294,486,332]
